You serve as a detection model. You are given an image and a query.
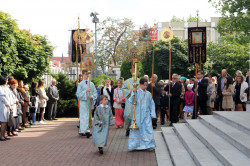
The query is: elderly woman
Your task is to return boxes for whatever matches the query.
[7,79,19,136]
[0,76,12,141]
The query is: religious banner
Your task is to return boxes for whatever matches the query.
[188,27,206,63]
[71,29,85,63]
[150,27,157,41]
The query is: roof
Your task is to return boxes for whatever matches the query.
[50,57,71,63]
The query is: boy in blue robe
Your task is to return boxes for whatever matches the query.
[93,95,114,154]
[128,78,156,151]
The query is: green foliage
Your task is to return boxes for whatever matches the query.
[51,73,76,100]
[91,74,117,88]
[187,15,204,22]
[206,41,250,76]
[56,99,78,117]
[120,60,145,80]
[142,37,196,80]
[0,11,18,75]
[209,0,250,44]
[49,73,78,117]
[170,15,205,22]
[171,16,185,22]
[0,11,54,82]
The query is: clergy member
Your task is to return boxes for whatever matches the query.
[128,78,156,151]
[76,69,97,138]
[122,73,139,136]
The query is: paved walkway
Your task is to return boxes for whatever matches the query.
[0,118,157,166]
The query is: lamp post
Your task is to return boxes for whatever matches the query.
[90,12,99,78]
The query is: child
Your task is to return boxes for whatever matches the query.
[93,95,114,154]
[113,80,125,128]
[160,88,168,125]
[183,84,195,119]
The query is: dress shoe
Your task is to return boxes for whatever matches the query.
[52,118,58,120]
[98,147,103,154]
[79,133,86,136]
[0,138,6,141]
[125,130,130,136]
[4,137,11,140]
[86,133,92,138]
[7,133,14,137]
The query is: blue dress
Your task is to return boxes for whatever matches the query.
[93,104,114,147]
[128,89,156,150]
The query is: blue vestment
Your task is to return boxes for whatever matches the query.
[128,88,156,150]
[76,80,97,134]
[122,77,139,130]
[93,104,114,147]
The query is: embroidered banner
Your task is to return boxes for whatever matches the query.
[188,27,206,64]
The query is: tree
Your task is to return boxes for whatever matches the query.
[97,17,135,70]
[0,11,18,75]
[186,14,205,22]
[209,0,250,44]
[206,41,249,77]
[171,16,185,22]
[120,60,144,80]
[0,11,54,83]
[142,37,197,79]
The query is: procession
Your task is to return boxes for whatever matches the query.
[0,0,250,165]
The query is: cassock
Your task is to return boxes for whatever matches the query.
[76,79,97,134]
[128,88,156,150]
[122,77,139,130]
[93,104,114,147]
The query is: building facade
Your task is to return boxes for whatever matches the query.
[157,17,220,43]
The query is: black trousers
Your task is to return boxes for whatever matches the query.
[170,103,179,123]
[192,96,208,119]
[160,108,166,123]
[38,107,45,121]
[47,101,57,120]
[152,104,160,127]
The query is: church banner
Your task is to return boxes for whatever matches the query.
[188,27,206,64]
[71,29,85,63]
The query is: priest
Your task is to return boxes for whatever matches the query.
[128,78,156,150]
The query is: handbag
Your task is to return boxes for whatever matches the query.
[121,103,125,109]
[8,111,14,127]
[117,89,125,109]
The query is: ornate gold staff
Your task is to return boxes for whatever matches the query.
[87,70,92,128]
[130,59,139,130]
[161,25,174,121]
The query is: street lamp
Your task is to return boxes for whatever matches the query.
[90,12,99,77]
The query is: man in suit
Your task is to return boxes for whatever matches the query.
[147,74,161,129]
[217,69,233,111]
[192,71,208,118]
[47,79,59,120]
[164,74,182,126]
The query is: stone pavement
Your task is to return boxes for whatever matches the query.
[0,118,157,166]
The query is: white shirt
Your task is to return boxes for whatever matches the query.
[100,104,109,108]
[103,86,111,100]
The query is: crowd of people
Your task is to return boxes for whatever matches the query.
[76,68,249,154]
[1,68,249,153]
[0,76,59,141]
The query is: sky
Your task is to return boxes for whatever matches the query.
[0,0,220,57]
